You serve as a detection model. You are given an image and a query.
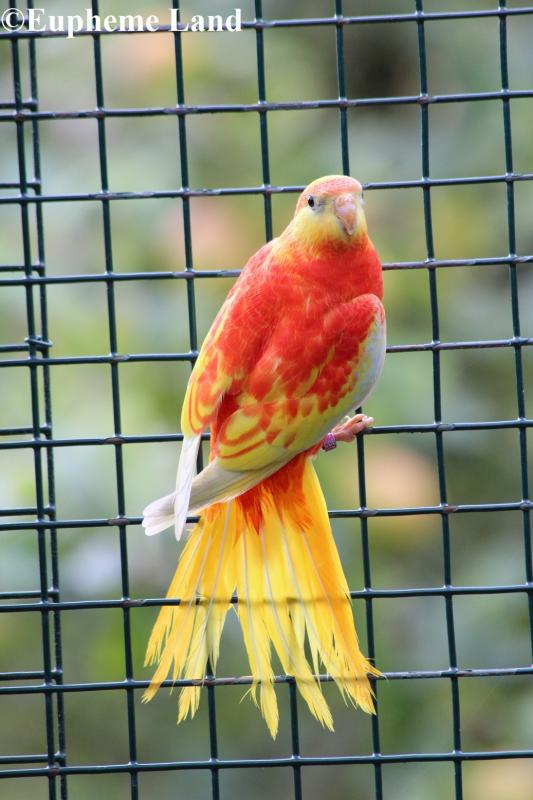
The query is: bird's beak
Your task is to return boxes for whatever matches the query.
[334,193,358,236]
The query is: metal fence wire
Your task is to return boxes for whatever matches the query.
[1,1,532,799]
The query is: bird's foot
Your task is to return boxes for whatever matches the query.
[331,413,374,444]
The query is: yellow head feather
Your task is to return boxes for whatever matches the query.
[288,174,367,254]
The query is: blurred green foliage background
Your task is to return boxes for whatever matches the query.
[1,0,532,798]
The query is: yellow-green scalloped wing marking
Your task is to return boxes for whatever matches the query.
[214,295,386,471]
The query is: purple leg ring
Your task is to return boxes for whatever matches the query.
[322,432,337,452]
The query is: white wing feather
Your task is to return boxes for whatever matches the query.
[173,433,202,540]
[142,433,201,540]
[142,491,175,537]
[142,451,288,539]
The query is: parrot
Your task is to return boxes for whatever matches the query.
[141,175,386,738]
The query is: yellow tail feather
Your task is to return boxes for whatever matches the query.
[143,457,380,737]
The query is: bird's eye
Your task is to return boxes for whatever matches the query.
[307,195,315,209]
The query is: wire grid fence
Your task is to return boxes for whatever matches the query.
[1,1,533,799]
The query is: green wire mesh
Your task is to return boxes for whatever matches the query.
[0,2,532,799]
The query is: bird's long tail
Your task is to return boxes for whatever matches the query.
[143,454,379,737]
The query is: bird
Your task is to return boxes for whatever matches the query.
[141,175,386,737]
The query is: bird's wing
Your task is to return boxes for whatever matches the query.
[163,241,277,538]
[213,292,386,473]
[181,241,277,437]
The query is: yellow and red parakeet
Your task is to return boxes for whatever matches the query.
[142,175,386,737]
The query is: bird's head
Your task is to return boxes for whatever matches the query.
[291,175,367,252]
